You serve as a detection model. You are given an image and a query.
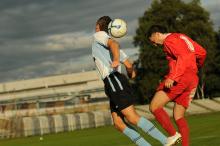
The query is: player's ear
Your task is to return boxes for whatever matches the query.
[95,24,100,32]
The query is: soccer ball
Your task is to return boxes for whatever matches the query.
[108,18,127,38]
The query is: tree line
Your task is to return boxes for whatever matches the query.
[133,0,220,103]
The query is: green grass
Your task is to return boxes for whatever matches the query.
[0,112,220,146]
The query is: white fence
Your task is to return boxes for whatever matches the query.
[0,98,220,139]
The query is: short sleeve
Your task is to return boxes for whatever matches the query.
[93,31,110,47]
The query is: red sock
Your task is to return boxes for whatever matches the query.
[176,118,189,146]
[153,108,176,136]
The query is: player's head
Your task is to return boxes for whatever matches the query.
[147,25,168,45]
[96,16,112,33]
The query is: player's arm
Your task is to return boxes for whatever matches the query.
[164,40,189,88]
[123,59,136,79]
[163,55,176,88]
[165,54,176,78]
[107,38,120,68]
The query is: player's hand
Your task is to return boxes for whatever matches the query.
[111,61,119,69]
[131,70,136,79]
[164,78,174,88]
[127,70,136,79]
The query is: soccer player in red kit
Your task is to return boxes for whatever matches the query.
[147,25,207,146]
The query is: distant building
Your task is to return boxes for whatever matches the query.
[0,70,106,111]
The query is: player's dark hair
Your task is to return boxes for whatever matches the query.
[147,25,168,38]
[96,16,112,33]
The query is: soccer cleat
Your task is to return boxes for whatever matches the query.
[164,132,182,146]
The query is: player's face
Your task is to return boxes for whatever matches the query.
[149,32,162,45]
[95,24,100,32]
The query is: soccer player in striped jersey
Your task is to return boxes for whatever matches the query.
[147,25,207,146]
[92,16,179,146]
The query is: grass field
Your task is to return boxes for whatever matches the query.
[0,112,220,146]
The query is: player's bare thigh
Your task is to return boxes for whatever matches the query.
[121,105,140,125]
[150,90,171,112]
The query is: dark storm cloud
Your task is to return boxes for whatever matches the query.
[0,0,149,82]
[0,47,89,71]
[0,0,149,40]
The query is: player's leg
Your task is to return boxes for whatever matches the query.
[121,105,167,145]
[173,103,189,146]
[111,111,151,146]
[150,90,177,136]
[174,86,197,146]
[108,73,167,144]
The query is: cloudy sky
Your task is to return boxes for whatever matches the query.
[0,0,219,83]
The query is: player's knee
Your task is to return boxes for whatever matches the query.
[150,91,167,112]
[149,101,158,113]
[149,103,154,113]
[125,114,139,125]
[127,118,137,125]
[113,120,125,132]
[174,114,184,121]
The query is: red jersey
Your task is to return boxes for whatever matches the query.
[163,33,207,82]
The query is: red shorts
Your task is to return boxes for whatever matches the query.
[157,73,199,108]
